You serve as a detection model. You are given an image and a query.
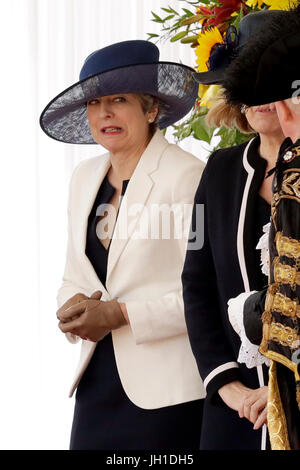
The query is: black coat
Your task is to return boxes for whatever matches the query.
[182,136,270,450]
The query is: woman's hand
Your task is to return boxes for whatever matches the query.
[56,292,90,323]
[238,386,268,430]
[218,380,252,412]
[218,381,268,430]
[58,292,127,342]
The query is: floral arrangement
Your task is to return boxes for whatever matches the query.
[148,0,294,151]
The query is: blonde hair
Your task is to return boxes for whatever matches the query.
[206,89,254,134]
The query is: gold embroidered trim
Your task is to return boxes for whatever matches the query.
[275,232,300,260]
[273,258,300,286]
[272,170,300,227]
[260,284,278,353]
[267,360,291,450]
[269,322,299,349]
[266,289,300,320]
[260,284,300,368]
[273,294,300,319]
[281,170,300,199]
[264,284,279,311]
[259,349,300,380]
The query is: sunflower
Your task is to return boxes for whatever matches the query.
[264,0,297,9]
[246,0,265,7]
[195,27,224,72]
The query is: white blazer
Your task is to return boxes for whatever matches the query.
[57,130,206,408]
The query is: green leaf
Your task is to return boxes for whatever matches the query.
[146,33,159,40]
[215,127,253,149]
[180,35,199,44]
[170,31,188,42]
[173,124,192,140]
[151,11,164,23]
[182,8,194,17]
[181,14,203,26]
[168,5,179,15]
[163,14,175,21]
[231,6,245,31]
[191,117,211,143]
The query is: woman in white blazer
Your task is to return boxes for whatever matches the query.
[40,40,205,450]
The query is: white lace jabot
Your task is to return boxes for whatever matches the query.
[227,223,271,369]
[256,222,271,277]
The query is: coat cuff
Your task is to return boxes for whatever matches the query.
[124,294,186,345]
[204,362,241,403]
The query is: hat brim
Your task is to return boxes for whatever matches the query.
[193,69,225,85]
[40,62,198,144]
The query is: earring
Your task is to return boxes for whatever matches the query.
[148,117,154,123]
[240,104,248,114]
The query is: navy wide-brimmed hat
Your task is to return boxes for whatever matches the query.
[193,10,284,85]
[224,3,300,106]
[40,40,198,144]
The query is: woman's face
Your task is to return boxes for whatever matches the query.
[244,103,283,136]
[87,93,156,154]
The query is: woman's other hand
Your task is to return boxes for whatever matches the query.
[218,381,252,412]
[238,385,268,429]
[56,292,92,323]
[58,295,127,342]
[218,381,268,429]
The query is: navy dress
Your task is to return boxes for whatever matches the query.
[70,175,203,450]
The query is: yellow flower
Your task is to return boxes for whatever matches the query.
[198,84,209,99]
[264,0,297,8]
[200,84,221,108]
[195,27,223,73]
[246,0,265,7]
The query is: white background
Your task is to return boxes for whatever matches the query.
[0,0,208,449]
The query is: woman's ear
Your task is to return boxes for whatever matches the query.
[275,100,290,121]
[148,106,159,123]
[275,101,292,138]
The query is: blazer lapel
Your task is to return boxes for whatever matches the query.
[106,131,169,284]
[237,136,266,292]
[73,153,111,294]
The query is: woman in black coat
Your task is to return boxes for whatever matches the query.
[182,96,285,450]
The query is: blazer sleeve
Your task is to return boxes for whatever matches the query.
[182,156,242,402]
[125,292,187,345]
[125,159,205,345]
